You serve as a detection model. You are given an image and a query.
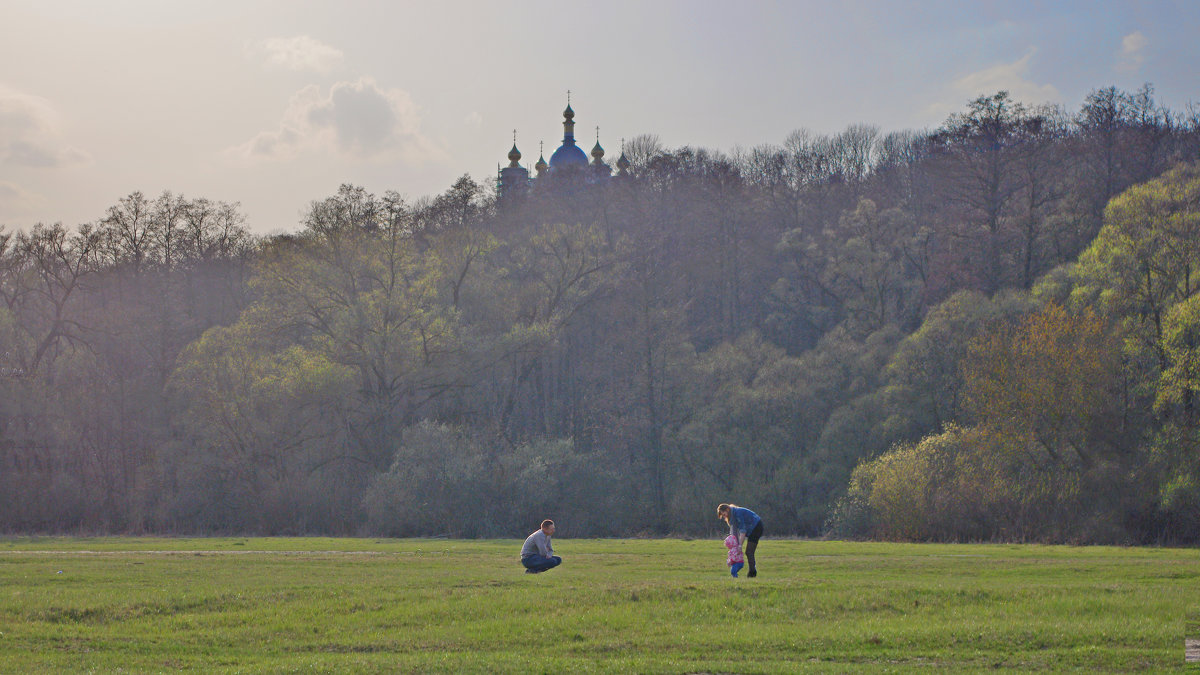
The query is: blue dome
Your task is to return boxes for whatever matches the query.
[549,142,589,169]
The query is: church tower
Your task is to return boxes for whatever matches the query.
[498,132,530,199]
[548,93,589,171]
[534,141,548,177]
[589,126,611,183]
[616,138,631,177]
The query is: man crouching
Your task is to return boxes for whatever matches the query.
[520,519,561,574]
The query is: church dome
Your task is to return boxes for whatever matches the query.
[550,143,589,169]
[508,144,522,164]
[591,141,604,160]
[550,98,588,170]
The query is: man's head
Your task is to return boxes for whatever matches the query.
[540,519,555,536]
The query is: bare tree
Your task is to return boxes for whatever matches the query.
[623,134,664,173]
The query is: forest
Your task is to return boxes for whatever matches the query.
[2,85,1199,543]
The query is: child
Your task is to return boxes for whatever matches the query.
[724,533,745,577]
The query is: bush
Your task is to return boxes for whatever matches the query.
[828,424,1107,542]
[361,421,621,537]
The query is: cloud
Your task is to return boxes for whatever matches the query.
[0,180,33,202]
[229,77,442,163]
[0,85,90,169]
[252,36,344,73]
[924,48,1060,122]
[949,48,1059,103]
[0,181,45,221]
[1118,31,1148,72]
[464,111,483,129]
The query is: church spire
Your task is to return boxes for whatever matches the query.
[499,129,530,198]
[548,90,589,170]
[562,91,576,144]
[591,126,605,163]
[507,129,522,168]
[535,140,547,175]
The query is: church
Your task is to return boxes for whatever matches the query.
[498,97,630,199]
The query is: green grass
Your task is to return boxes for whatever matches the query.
[0,537,1196,673]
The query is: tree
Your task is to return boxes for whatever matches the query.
[171,318,356,531]
[883,290,1035,434]
[829,423,1078,542]
[417,177,497,311]
[671,332,813,532]
[487,221,617,439]
[1073,162,1200,369]
[929,91,1049,293]
[621,134,664,174]
[249,185,460,471]
[1156,294,1200,422]
[6,223,100,376]
[98,192,154,275]
[1013,106,1069,287]
[963,303,1126,469]
[822,198,919,332]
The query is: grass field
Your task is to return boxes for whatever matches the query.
[0,537,1197,673]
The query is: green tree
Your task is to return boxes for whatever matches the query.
[883,290,1035,434]
[1157,294,1200,420]
[823,199,920,332]
[671,331,813,532]
[1149,297,1200,539]
[171,319,356,530]
[1073,162,1200,370]
[249,185,460,471]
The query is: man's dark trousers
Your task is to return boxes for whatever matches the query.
[522,554,561,573]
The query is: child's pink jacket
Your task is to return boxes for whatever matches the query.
[724,534,744,564]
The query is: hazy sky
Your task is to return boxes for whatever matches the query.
[2,0,1198,233]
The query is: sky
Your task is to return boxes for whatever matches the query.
[2,0,1198,234]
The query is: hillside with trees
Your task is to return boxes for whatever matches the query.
[2,85,1199,543]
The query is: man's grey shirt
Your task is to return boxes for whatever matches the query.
[521,530,554,559]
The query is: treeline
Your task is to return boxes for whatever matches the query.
[2,85,1199,542]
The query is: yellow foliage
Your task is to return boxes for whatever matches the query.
[964,303,1122,467]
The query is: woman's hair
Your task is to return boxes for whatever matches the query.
[717,503,733,519]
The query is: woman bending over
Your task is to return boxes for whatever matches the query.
[717,503,763,577]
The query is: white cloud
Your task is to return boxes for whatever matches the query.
[253,36,344,73]
[950,48,1059,103]
[924,47,1060,122]
[1118,31,1148,72]
[0,85,90,169]
[229,77,442,163]
[465,111,483,129]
